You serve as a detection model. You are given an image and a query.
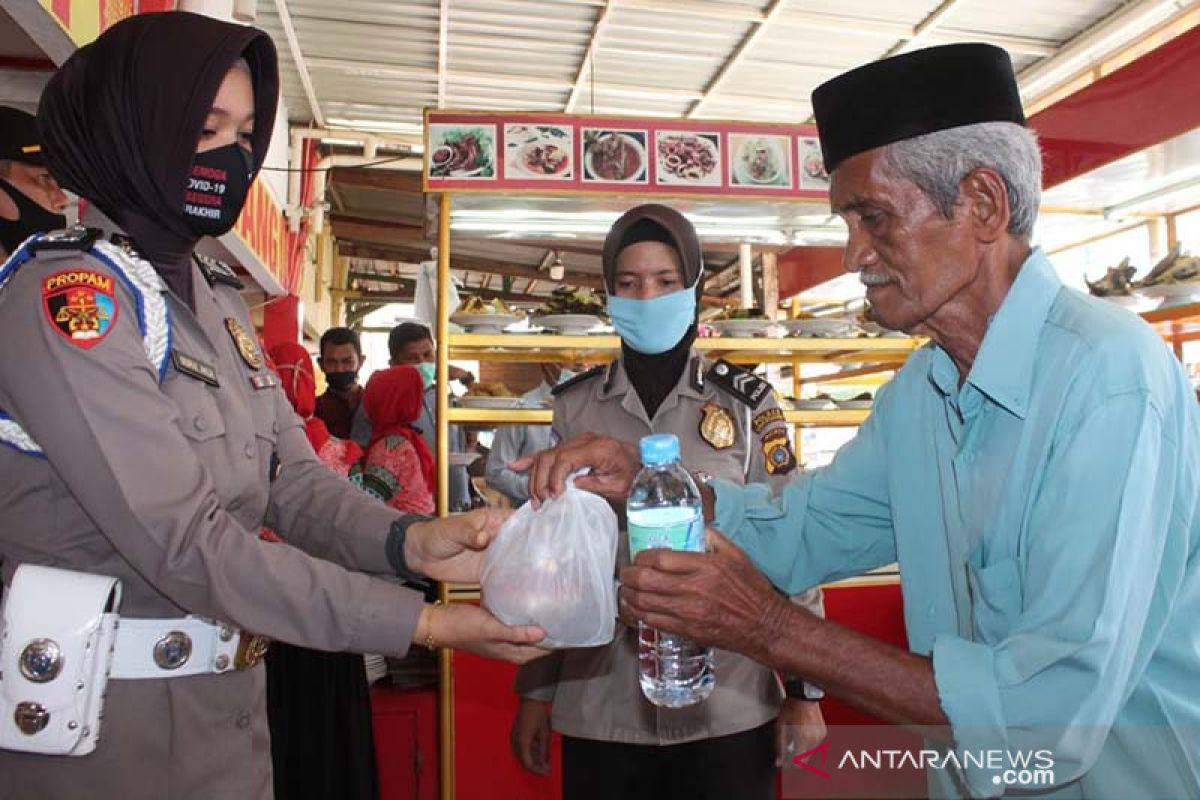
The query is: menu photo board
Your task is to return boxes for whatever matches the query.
[423,110,830,200]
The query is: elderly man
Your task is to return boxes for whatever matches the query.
[0,106,69,259]
[519,44,1200,799]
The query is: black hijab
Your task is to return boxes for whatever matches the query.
[37,12,279,308]
[602,204,706,419]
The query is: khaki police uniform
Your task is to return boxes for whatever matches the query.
[516,353,817,744]
[0,223,422,799]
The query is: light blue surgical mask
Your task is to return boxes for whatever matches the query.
[416,361,436,388]
[606,277,699,355]
[556,368,577,384]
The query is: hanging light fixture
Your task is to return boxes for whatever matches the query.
[549,251,565,281]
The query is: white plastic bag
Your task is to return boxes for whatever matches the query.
[480,480,618,648]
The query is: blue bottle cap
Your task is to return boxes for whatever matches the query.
[639,433,680,466]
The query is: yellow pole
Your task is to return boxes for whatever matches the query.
[437,192,451,519]
[436,191,455,800]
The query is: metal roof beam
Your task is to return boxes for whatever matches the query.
[567,0,616,113]
[603,0,1056,56]
[436,0,449,108]
[1018,0,1186,103]
[272,0,325,126]
[882,0,968,58]
[309,56,805,106]
[688,0,785,118]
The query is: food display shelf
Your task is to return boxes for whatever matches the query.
[448,333,925,365]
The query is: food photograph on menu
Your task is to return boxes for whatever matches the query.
[582,128,648,184]
[654,130,722,187]
[729,133,793,189]
[504,123,574,180]
[798,136,830,190]
[428,123,497,179]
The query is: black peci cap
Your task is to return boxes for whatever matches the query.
[0,106,45,165]
[812,43,1025,174]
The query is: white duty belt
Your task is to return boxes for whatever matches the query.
[0,564,270,757]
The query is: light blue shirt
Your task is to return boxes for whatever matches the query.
[713,249,1200,799]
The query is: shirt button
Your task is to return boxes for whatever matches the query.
[244,443,255,459]
[236,712,251,729]
[193,416,206,432]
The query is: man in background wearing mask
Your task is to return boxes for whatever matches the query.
[386,321,475,510]
[314,326,365,440]
[0,106,69,260]
[485,362,586,506]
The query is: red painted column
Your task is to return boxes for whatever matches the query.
[777,246,847,300]
[261,294,302,351]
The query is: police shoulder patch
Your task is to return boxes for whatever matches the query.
[762,429,796,476]
[194,252,244,290]
[752,407,785,434]
[42,268,119,349]
[550,363,605,397]
[706,359,772,409]
[29,227,102,255]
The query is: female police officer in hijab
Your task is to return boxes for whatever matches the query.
[0,13,543,799]
[510,204,824,800]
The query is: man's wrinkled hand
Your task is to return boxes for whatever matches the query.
[404,507,512,583]
[618,528,788,662]
[508,433,640,508]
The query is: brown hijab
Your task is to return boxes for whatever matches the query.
[602,204,706,419]
[37,11,279,308]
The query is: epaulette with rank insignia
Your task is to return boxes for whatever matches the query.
[550,364,605,396]
[193,252,244,290]
[706,358,772,409]
[28,226,102,254]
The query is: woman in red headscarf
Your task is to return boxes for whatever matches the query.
[264,341,378,800]
[359,365,436,514]
[270,342,363,475]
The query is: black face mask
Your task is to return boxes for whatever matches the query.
[325,371,358,392]
[0,178,67,254]
[182,143,254,237]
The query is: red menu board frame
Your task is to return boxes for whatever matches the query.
[423,109,829,201]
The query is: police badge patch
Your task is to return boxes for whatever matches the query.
[224,317,264,370]
[699,402,735,449]
[42,269,119,349]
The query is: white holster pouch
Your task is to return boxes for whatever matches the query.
[0,565,121,756]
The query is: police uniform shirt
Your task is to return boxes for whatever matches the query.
[515,352,807,745]
[0,221,422,799]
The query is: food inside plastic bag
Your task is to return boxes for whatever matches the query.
[481,480,618,648]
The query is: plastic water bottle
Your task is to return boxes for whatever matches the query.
[627,433,715,708]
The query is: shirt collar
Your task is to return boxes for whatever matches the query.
[599,352,707,403]
[929,247,1061,418]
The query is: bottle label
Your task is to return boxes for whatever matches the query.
[628,513,704,558]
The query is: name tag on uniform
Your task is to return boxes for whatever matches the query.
[249,373,278,391]
[171,349,219,387]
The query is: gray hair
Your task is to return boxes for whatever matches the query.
[881,121,1042,238]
